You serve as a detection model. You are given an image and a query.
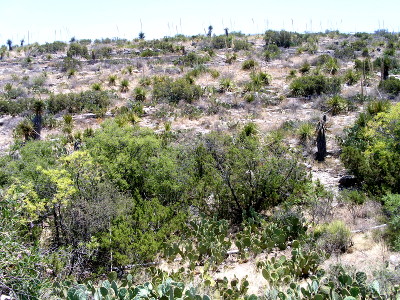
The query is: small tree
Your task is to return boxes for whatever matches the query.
[138,32,145,40]
[32,100,45,140]
[207,25,213,37]
[316,115,327,161]
[6,39,12,51]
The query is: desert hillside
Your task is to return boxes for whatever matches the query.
[1,30,400,299]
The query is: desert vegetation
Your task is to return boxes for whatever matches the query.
[1,29,400,299]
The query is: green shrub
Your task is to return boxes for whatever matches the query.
[37,41,67,53]
[383,194,400,250]
[341,102,400,194]
[47,90,115,114]
[211,35,232,49]
[314,220,352,253]
[66,43,89,58]
[152,77,202,103]
[59,57,81,72]
[140,49,158,57]
[379,77,400,96]
[264,30,297,48]
[290,75,341,97]
[242,59,258,70]
[192,130,310,223]
[233,39,251,51]
[92,46,112,59]
[263,44,280,61]
[174,52,210,67]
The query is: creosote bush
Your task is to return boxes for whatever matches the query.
[152,76,202,103]
[290,75,341,97]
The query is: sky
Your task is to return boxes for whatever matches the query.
[0,0,399,45]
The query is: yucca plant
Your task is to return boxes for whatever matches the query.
[242,59,258,70]
[133,86,146,101]
[91,83,102,91]
[297,122,314,145]
[120,79,129,92]
[108,74,117,86]
[6,39,12,51]
[15,119,35,141]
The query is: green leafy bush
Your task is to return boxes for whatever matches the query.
[47,90,115,114]
[264,30,298,48]
[341,102,400,194]
[233,39,251,51]
[37,41,67,53]
[174,52,210,67]
[191,128,310,223]
[211,35,232,49]
[383,194,400,250]
[290,75,341,97]
[152,77,202,103]
[379,77,400,96]
[66,43,89,58]
[263,44,280,61]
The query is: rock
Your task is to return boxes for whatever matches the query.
[339,175,358,188]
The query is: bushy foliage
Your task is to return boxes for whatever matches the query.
[383,194,400,250]
[36,41,67,53]
[264,30,298,48]
[191,126,311,223]
[263,44,280,61]
[341,102,400,194]
[211,35,232,49]
[379,77,400,96]
[152,77,202,103]
[47,90,115,114]
[290,75,341,97]
[67,43,89,58]
[174,52,210,67]
[233,39,251,51]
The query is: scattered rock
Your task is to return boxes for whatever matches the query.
[339,175,358,188]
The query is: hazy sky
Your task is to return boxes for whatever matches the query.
[1,0,399,45]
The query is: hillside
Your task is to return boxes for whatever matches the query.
[1,30,400,299]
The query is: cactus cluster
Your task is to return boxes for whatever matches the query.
[54,272,211,300]
[265,267,397,300]
[257,241,322,285]
[235,218,296,259]
[163,217,231,269]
